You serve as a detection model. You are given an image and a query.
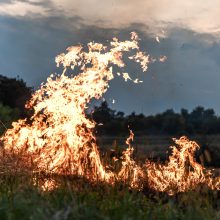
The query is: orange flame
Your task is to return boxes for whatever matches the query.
[146,136,220,194]
[1,33,220,194]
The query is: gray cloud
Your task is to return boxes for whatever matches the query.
[0,14,219,115]
[0,0,13,4]
[1,0,220,37]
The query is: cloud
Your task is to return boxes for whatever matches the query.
[1,0,220,37]
[57,0,220,37]
[0,2,220,114]
[0,14,219,114]
[0,0,49,17]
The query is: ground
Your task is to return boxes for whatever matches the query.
[1,135,220,220]
[0,175,220,220]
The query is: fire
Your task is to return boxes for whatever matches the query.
[118,130,145,189]
[1,32,220,194]
[146,136,220,195]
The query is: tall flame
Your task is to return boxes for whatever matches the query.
[1,32,220,194]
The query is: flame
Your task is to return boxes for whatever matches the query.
[146,136,220,195]
[118,130,145,189]
[1,32,220,194]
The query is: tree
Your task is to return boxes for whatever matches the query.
[0,103,20,135]
[0,75,32,117]
[160,109,185,134]
[92,101,115,124]
[92,101,220,136]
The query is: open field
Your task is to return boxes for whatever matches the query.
[0,174,220,220]
[97,135,220,165]
[1,135,220,219]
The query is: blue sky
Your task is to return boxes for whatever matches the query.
[0,0,220,115]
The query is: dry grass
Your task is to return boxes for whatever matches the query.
[98,135,220,164]
[0,135,220,219]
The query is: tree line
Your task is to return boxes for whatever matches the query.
[92,101,220,136]
[0,74,220,136]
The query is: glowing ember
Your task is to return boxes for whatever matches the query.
[1,32,220,194]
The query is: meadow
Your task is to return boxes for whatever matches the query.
[1,172,220,220]
[1,135,220,220]
[1,32,220,219]
[98,135,220,166]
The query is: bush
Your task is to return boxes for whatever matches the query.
[0,103,20,135]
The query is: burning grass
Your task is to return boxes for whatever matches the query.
[1,32,220,218]
[1,32,220,194]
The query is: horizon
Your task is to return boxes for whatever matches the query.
[1,72,219,117]
[0,1,220,115]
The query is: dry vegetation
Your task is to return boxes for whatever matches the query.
[1,34,220,219]
[0,149,220,220]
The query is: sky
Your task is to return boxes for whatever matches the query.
[0,0,220,115]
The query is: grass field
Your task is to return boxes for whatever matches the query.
[97,135,220,166]
[1,174,220,220]
[1,135,220,220]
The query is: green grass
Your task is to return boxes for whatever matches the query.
[1,135,220,220]
[0,174,220,220]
